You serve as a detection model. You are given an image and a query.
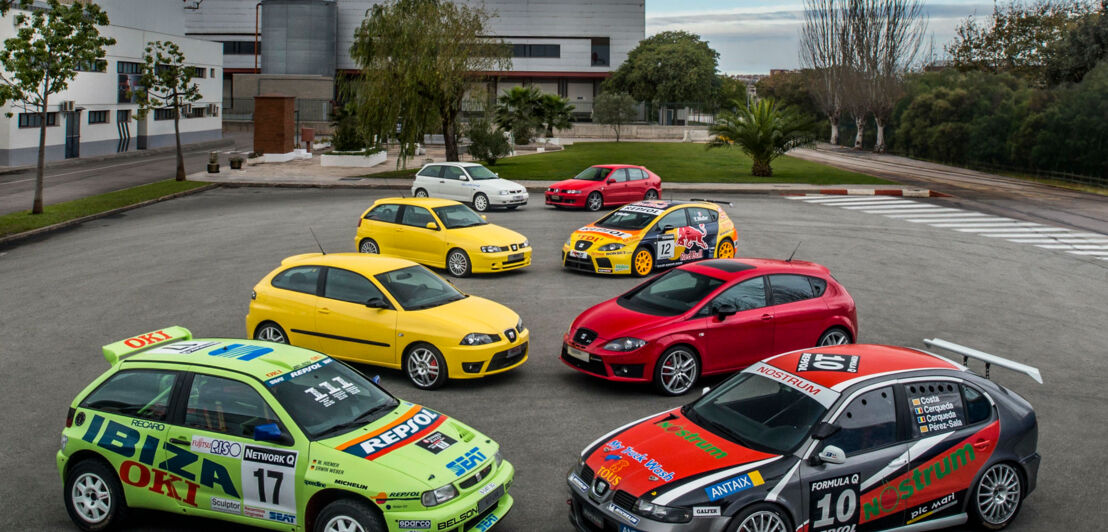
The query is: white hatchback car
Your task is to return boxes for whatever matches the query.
[412,162,529,212]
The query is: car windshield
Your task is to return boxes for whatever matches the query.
[375,265,466,310]
[595,209,657,230]
[573,166,610,181]
[266,358,398,440]
[618,269,725,316]
[684,373,827,454]
[466,165,498,180]
[433,204,487,229]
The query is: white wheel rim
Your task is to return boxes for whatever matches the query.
[737,510,788,532]
[977,464,1021,524]
[588,194,602,210]
[416,190,428,197]
[408,348,441,387]
[323,515,367,532]
[474,195,487,210]
[646,190,658,199]
[448,252,468,276]
[660,350,696,394]
[360,240,378,254]
[257,325,286,343]
[819,330,849,346]
[71,472,111,524]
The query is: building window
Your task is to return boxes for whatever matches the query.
[88,110,109,124]
[117,110,131,123]
[77,60,107,72]
[18,112,58,128]
[153,108,176,121]
[591,38,610,67]
[192,66,206,78]
[187,106,206,119]
[511,44,560,58]
[222,41,259,55]
[117,61,142,74]
[210,68,216,78]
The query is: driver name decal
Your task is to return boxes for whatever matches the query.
[337,406,446,460]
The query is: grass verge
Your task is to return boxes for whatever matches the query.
[366,141,891,184]
[0,180,210,239]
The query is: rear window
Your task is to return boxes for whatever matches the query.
[769,274,815,304]
[364,203,400,223]
[81,370,178,421]
[418,165,442,178]
[272,266,322,295]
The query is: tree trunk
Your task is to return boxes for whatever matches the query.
[874,117,886,153]
[614,123,621,142]
[442,115,459,162]
[854,116,865,150]
[752,159,772,177]
[33,94,48,214]
[829,116,840,146]
[173,109,185,181]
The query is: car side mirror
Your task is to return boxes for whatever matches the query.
[811,421,840,440]
[701,386,711,396]
[607,178,615,184]
[460,175,469,181]
[661,224,674,232]
[481,215,487,220]
[712,302,738,320]
[817,445,846,465]
[365,297,389,309]
[253,423,292,445]
[425,222,439,230]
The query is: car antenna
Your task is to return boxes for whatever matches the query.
[308,227,326,255]
[786,241,802,262]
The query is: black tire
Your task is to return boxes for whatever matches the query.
[725,502,793,532]
[358,238,379,254]
[404,343,449,390]
[505,205,519,210]
[585,191,604,212]
[254,322,289,344]
[644,188,660,200]
[414,188,429,198]
[313,498,386,532]
[64,459,127,532]
[817,327,852,346]
[652,345,700,396]
[970,462,1025,530]
[472,192,490,212]
[446,248,472,278]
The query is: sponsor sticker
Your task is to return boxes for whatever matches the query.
[475,513,498,532]
[447,447,487,477]
[619,204,666,215]
[809,473,860,532]
[241,445,298,516]
[416,431,457,454]
[191,436,242,459]
[266,357,334,387]
[397,520,431,529]
[338,406,446,460]
[796,353,859,373]
[703,470,764,501]
[744,362,838,408]
[578,226,632,239]
[569,473,588,493]
[693,506,721,517]
[607,503,640,525]
[147,340,221,355]
[210,496,242,515]
[267,510,296,524]
[906,382,966,435]
[207,343,273,361]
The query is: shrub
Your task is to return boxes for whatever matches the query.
[465,118,512,165]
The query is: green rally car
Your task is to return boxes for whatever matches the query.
[56,326,514,532]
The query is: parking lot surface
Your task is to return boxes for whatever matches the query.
[0,187,1104,530]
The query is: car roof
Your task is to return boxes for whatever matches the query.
[762,344,964,391]
[681,258,832,280]
[125,338,330,383]
[618,200,714,211]
[426,161,484,168]
[592,164,644,169]
[373,197,461,209]
[279,252,419,275]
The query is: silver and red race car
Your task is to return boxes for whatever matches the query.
[568,340,1041,532]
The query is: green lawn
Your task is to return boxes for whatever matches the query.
[369,141,891,184]
[0,180,211,239]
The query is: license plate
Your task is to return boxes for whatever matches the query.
[507,253,524,262]
[566,346,590,362]
[569,250,588,259]
[478,484,504,513]
[513,195,525,201]
[551,195,561,201]
[582,504,604,528]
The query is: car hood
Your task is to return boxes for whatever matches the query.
[550,178,602,191]
[570,224,646,245]
[580,408,778,498]
[426,294,519,335]
[571,298,678,343]
[475,178,526,194]
[447,223,526,246]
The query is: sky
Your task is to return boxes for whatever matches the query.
[646,0,996,74]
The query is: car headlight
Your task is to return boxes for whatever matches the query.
[421,483,458,507]
[461,333,499,345]
[603,337,646,351]
[564,189,582,194]
[516,317,524,333]
[481,245,503,253]
[494,451,503,467]
[499,190,512,196]
[598,243,624,252]
[634,499,692,523]
[565,236,573,247]
[520,239,529,248]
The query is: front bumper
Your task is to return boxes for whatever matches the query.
[559,339,656,383]
[471,248,532,273]
[561,247,634,275]
[546,192,587,207]
[444,330,530,379]
[490,193,529,206]
[567,472,726,532]
[385,459,515,532]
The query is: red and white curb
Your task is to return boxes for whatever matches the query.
[807,188,945,198]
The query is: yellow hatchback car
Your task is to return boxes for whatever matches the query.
[246,253,529,389]
[355,197,532,277]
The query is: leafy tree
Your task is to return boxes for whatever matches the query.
[134,41,202,181]
[0,1,29,14]
[329,104,366,152]
[592,91,637,141]
[0,0,115,214]
[1043,4,1108,85]
[349,0,511,165]
[712,75,748,111]
[494,86,542,145]
[756,71,821,118]
[464,117,511,165]
[606,30,719,108]
[707,99,818,177]
[537,93,574,138]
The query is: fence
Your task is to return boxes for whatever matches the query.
[222,98,334,124]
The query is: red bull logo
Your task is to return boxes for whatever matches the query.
[676,224,709,250]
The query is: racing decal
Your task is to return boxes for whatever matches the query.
[602,439,674,481]
[416,431,457,454]
[808,473,860,532]
[333,479,368,490]
[374,490,421,504]
[446,446,487,477]
[337,405,446,460]
[859,421,998,524]
[569,473,589,493]
[147,341,221,355]
[638,200,672,209]
[657,235,676,260]
[620,204,666,215]
[474,513,499,531]
[241,445,298,520]
[745,362,839,408]
[579,226,632,239]
[121,330,176,349]
[302,376,362,407]
[265,357,334,386]
[693,506,721,517]
[906,491,963,525]
[797,353,859,374]
[906,382,965,435]
[704,470,765,501]
[191,436,243,459]
[207,343,272,361]
[654,418,729,459]
[675,224,710,254]
[210,496,242,515]
[607,503,640,524]
[397,519,431,529]
[596,459,629,488]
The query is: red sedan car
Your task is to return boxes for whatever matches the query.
[560,258,857,395]
[545,164,662,211]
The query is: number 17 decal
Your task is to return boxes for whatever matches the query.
[241,445,298,517]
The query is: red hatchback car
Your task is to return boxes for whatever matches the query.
[561,258,857,395]
[545,164,663,211]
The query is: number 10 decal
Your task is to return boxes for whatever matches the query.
[241,445,298,516]
[809,473,860,532]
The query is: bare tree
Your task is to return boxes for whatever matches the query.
[869,0,927,152]
[801,0,847,145]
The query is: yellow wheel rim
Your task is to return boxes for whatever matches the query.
[718,240,735,259]
[634,250,653,275]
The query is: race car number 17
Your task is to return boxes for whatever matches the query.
[242,445,298,520]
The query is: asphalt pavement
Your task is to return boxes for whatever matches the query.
[0,188,1105,531]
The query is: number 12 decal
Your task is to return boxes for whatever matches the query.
[657,239,675,260]
[241,445,298,516]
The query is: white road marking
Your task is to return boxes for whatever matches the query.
[885,211,971,218]
[866,208,962,215]
[0,154,182,186]
[907,217,1013,223]
[842,201,925,209]
[931,222,1040,229]
[834,200,923,208]
[958,227,1074,233]
[1008,238,1108,244]
[1068,250,1108,256]
[791,196,892,203]
[1037,244,1108,250]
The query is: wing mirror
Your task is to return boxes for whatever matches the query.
[817,445,846,465]
[607,178,615,184]
[425,221,439,230]
[253,423,292,445]
[701,386,711,396]
[661,224,674,232]
[365,297,389,309]
[481,215,488,221]
[712,302,738,320]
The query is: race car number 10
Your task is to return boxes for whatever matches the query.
[809,473,860,532]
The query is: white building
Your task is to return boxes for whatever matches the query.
[0,0,223,167]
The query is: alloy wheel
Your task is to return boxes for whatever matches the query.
[359,240,379,254]
[71,473,111,524]
[659,350,696,394]
[977,463,1021,525]
[736,510,788,532]
[448,251,469,277]
[473,194,489,211]
[587,192,603,211]
[718,239,735,259]
[645,189,659,200]
[415,189,428,198]
[256,325,287,344]
[819,330,850,346]
[408,347,441,388]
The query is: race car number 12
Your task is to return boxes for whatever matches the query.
[657,240,675,260]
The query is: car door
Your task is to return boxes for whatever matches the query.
[359,203,401,251]
[767,274,830,352]
[626,167,648,199]
[699,276,775,373]
[415,164,444,197]
[686,207,720,258]
[607,168,632,203]
[801,384,911,531]
[312,267,399,366]
[392,205,447,266]
[441,165,470,201]
[266,265,324,351]
[650,208,691,268]
[165,371,302,526]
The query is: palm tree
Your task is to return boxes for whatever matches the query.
[538,93,575,138]
[707,98,818,177]
[494,86,542,145]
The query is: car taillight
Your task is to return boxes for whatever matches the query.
[357,218,362,227]
[66,407,75,428]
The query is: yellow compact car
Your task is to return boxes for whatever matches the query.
[355,197,531,277]
[246,253,529,389]
[562,200,738,276]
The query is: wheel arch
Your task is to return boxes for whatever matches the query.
[304,488,384,531]
[819,320,856,343]
[64,450,115,483]
[649,340,701,376]
[253,320,284,339]
[723,499,801,531]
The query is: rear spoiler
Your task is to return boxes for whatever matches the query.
[688,198,734,207]
[102,326,192,366]
[924,338,1042,384]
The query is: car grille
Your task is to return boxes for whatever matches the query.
[573,328,598,346]
[580,465,595,485]
[612,490,636,511]
[562,349,607,376]
[459,462,494,489]
[487,342,527,371]
[503,253,526,265]
[564,253,595,272]
[463,502,499,531]
[575,240,594,251]
[595,258,612,269]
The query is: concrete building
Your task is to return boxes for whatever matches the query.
[183,0,645,117]
[0,0,223,167]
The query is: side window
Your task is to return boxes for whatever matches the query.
[324,268,386,304]
[80,370,178,421]
[962,384,993,425]
[769,274,815,305]
[905,381,968,437]
[185,374,281,437]
[610,168,630,182]
[654,209,688,231]
[271,266,322,295]
[823,386,898,456]
[688,207,714,225]
[364,203,400,223]
[809,276,828,297]
[442,166,466,180]
[418,165,442,178]
[401,205,436,228]
[701,277,766,315]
